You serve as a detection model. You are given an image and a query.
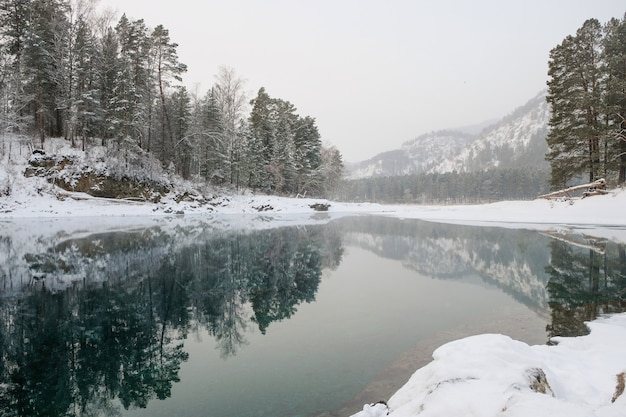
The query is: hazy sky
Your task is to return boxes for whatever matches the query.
[96,0,625,162]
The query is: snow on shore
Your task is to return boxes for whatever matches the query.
[1,169,624,225]
[2,181,626,243]
[351,313,626,417]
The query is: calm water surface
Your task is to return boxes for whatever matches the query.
[1,215,624,417]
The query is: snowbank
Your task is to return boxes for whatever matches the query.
[3,184,626,244]
[1,172,625,223]
[390,190,626,228]
[352,313,626,417]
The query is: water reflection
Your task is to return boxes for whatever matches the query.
[339,217,553,311]
[0,216,625,416]
[0,221,343,416]
[544,231,626,338]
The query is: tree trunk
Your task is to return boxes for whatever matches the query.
[538,178,607,199]
[617,132,626,184]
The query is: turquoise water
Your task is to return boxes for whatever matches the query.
[1,216,624,417]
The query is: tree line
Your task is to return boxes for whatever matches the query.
[336,167,550,204]
[546,14,626,189]
[0,0,343,197]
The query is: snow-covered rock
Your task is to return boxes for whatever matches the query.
[350,313,626,417]
[350,401,390,417]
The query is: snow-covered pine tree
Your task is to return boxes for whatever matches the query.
[247,87,329,195]
[110,15,151,148]
[271,99,297,193]
[169,86,192,179]
[0,0,33,155]
[22,0,71,147]
[68,14,101,150]
[97,26,119,145]
[248,87,276,190]
[292,115,322,196]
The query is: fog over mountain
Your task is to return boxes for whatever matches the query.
[346,92,550,180]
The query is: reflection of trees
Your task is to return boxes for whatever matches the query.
[0,272,189,416]
[340,216,552,310]
[187,226,336,354]
[341,216,626,341]
[0,221,342,415]
[546,238,626,338]
[248,230,323,334]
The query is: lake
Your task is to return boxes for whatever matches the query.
[1,214,625,417]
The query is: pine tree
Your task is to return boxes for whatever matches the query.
[96,26,119,144]
[546,19,608,188]
[603,15,626,184]
[151,24,187,166]
[547,35,586,188]
[22,0,71,147]
[0,0,30,60]
[68,15,101,150]
[169,86,192,178]
[248,87,275,189]
[271,99,297,193]
[292,115,322,195]
[110,15,151,147]
[0,0,32,149]
[247,88,329,195]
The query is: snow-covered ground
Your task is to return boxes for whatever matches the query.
[2,175,625,241]
[352,313,626,417]
[2,140,626,417]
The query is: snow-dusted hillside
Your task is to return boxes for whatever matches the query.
[346,92,550,180]
[432,92,550,174]
[402,131,476,174]
[345,132,474,180]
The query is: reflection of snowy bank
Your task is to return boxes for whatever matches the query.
[0,213,343,295]
[351,313,626,417]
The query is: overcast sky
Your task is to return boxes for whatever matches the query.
[96,0,625,162]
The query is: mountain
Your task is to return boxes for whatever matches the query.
[346,92,550,180]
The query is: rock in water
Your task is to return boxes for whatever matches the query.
[350,401,389,417]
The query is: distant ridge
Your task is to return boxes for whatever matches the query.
[346,92,549,180]
[451,118,500,135]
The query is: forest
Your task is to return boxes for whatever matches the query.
[336,167,551,204]
[0,0,344,197]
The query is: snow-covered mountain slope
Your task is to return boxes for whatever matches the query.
[346,131,474,180]
[346,92,550,180]
[432,92,550,174]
